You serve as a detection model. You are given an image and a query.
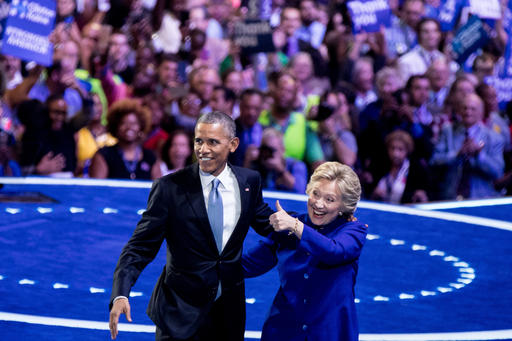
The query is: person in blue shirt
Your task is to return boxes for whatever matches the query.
[242,161,367,341]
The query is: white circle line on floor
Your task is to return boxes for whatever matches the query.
[1,312,511,340]
[2,177,511,231]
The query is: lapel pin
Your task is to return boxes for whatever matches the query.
[245,187,250,192]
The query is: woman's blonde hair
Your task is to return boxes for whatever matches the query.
[306,162,361,216]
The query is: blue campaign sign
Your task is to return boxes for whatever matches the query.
[0,0,11,41]
[347,0,391,34]
[437,0,466,32]
[1,0,56,66]
[451,15,490,65]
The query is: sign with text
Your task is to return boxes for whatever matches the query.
[469,0,501,19]
[451,16,490,65]
[346,0,391,34]
[0,0,11,42]
[245,0,271,20]
[1,0,56,66]
[233,19,275,54]
[438,0,465,32]
[486,76,512,109]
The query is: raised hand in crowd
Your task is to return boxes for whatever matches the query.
[35,152,66,175]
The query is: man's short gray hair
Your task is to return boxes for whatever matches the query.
[196,111,236,138]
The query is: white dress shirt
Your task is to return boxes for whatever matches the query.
[199,165,241,251]
[114,165,241,304]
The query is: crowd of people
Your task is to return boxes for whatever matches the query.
[1,0,512,203]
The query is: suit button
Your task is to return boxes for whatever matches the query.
[304,273,309,279]
[303,299,307,304]
[302,324,308,331]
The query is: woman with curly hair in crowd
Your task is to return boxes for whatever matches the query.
[89,98,161,180]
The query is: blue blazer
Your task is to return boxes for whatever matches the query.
[110,163,274,339]
[243,213,368,341]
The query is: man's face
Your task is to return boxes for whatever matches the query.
[224,72,242,95]
[403,0,424,28]
[57,41,79,75]
[274,75,297,110]
[81,24,101,52]
[474,59,495,81]
[194,123,239,176]
[355,62,374,92]
[281,8,302,37]
[210,89,230,113]
[240,94,263,127]
[189,7,208,31]
[196,70,220,102]
[454,80,475,102]
[427,62,449,91]
[158,61,178,86]
[109,34,130,61]
[410,78,430,106]
[461,95,484,128]
[291,54,313,81]
[419,21,441,51]
[0,55,21,79]
[300,0,316,24]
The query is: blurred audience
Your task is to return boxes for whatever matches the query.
[0,0,510,202]
[249,127,307,193]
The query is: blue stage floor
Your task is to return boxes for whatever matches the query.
[0,178,511,340]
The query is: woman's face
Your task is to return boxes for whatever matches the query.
[307,179,343,226]
[387,139,408,166]
[117,113,141,142]
[48,99,68,131]
[170,133,191,161]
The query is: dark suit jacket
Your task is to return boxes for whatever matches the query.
[110,163,274,339]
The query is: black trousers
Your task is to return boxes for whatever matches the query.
[155,292,245,341]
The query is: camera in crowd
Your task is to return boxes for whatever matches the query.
[312,102,335,121]
[259,144,276,160]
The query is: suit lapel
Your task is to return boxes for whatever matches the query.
[184,164,219,253]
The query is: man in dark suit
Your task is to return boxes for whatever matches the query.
[109,111,274,340]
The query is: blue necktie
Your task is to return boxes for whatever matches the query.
[208,178,223,252]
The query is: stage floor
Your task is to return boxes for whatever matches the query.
[0,178,511,340]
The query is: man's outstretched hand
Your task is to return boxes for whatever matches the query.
[109,298,132,339]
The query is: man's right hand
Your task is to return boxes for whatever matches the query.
[109,298,132,339]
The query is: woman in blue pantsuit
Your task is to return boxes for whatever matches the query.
[243,162,367,341]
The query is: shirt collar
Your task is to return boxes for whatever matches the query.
[199,164,232,190]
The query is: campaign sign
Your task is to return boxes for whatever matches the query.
[245,0,271,20]
[451,16,490,65]
[469,0,501,19]
[346,0,391,34]
[1,0,56,66]
[438,0,465,32]
[233,19,275,54]
[485,76,512,109]
[0,0,11,41]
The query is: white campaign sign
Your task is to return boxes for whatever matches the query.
[469,0,501,19]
